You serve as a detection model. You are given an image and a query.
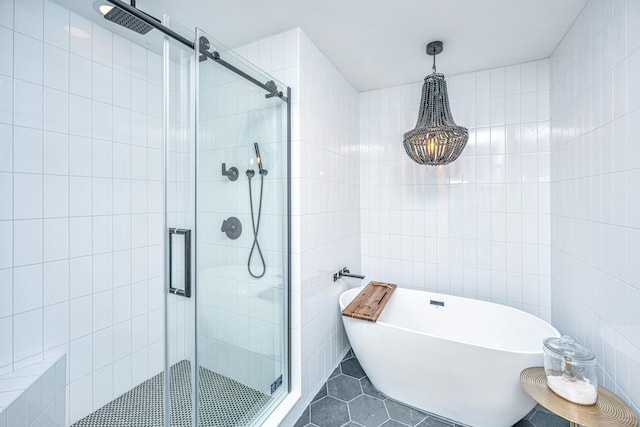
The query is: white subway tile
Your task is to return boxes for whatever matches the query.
[92,63,112,104]
[14,309,43,361]
[69,135,91,177]
[0,29,13,77]
[68,13,92,59]
[43,47,69,93]
[520,92,537,123]
[14,0,43,40]
[113,72,131,110]
[13,219,43,266]
[130,43,147,81]
[69,335,92,382]
[505,64,520,95]
[44,302,69,350]
[0,316,11,367]
[112,35,130,75]
[0,268,11,318]
[43,259,69,305]
[69,95,92,137]
[13,264,43,313]
[14,126,43,173]
[43,88,69,133]
[92,24,112,67]
[92,253,112,292]
[92,290,112,331]
[69,296,91,340]
[14,80,43,129]
[69,177,91,217]
[627,169,640,229]
[0,124,12,172]
[112,180,131,216]
[476,70,491,99]
[131,314,147,352]
[43,175,69,218]
[520,62,537,92]
[0,0,13,30]
[131,214,147,248]
[69,216,91,258]
[91,139,112,178]
[113,320,131,361]
[43,0,69,50]
[131,181,147,214]
[0,173,11,220]
[92,215,112,255]
[92,327,113,369]
[69,256,91,299]
[490,68,506,97]
[92,178,112,215]
[91,101,112,141]
[0,222,11,270]
[0,75,12,124]
[69,54,91,98]
[43,131,69,175]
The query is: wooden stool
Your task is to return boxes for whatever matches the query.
[520,367,638,427]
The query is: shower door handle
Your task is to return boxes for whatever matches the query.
[169,228,192,298]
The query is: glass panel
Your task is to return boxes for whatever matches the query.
[195,27,289,426]
[164,17,196,427]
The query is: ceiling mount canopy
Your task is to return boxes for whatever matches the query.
[403,41,468,166]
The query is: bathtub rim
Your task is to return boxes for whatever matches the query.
[339,286,560,355]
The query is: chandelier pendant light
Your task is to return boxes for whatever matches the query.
[403,41,468,166]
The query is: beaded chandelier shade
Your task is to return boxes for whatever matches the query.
[403,41,468,166]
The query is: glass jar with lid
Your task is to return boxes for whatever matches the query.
[542,335,598,405]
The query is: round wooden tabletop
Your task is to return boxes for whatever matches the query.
[520,367,638,427]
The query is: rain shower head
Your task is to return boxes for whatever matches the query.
[94,0,158,35]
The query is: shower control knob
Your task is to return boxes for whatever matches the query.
[221,217,242,240]
[222,163,239,181]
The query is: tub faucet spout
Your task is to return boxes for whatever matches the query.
[340,268,364,279]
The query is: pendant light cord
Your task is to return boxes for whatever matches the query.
[432,53,436,74]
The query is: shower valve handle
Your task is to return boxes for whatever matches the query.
[222,163,239,181]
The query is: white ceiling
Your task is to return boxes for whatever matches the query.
[68,0,588,92]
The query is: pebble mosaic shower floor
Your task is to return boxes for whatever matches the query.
[294,350,569,427]
[72,360,270,427]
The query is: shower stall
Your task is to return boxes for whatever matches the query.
[164,23,290,426]
[0,0,289,425]
[161,21,291,427]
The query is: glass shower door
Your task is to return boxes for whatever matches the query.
[192,28,289,426]
[164,17,197,427]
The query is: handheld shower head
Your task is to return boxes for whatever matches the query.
[254,143,268,176]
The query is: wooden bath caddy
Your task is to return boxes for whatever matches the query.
[520,367,638,427]
[341,281,397,322]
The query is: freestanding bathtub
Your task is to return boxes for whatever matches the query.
[339,286,560,427]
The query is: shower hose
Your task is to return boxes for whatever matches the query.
[247,173,266,278]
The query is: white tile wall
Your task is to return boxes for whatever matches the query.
[360,60,552,320]
[255,29,360,426]
[0,0,164,424]
[295,29,360,406]
[550,0,640,416]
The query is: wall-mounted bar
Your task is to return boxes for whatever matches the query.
[106,0,194,48]
[105,0,289,102]
[198,36,287,102]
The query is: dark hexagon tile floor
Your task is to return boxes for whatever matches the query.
[294,350,569,427]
